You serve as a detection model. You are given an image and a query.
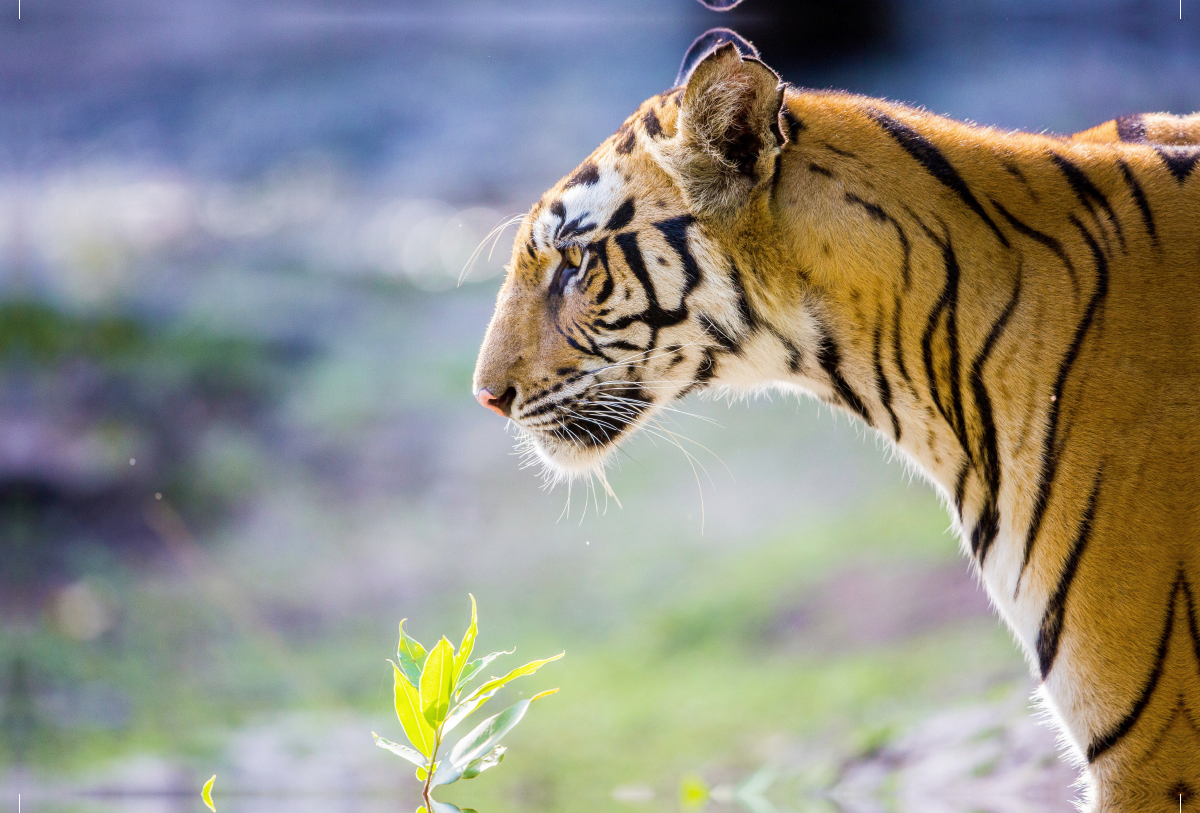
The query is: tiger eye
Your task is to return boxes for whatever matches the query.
[563,245,583,268]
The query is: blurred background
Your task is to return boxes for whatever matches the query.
[1,0,1197,811]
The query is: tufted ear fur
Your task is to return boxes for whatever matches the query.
[653,43,783,223]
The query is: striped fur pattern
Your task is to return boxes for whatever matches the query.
[473,44,1200,810]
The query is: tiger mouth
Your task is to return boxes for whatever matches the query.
[518,388,653,458]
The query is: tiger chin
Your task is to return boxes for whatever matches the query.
[474,43,1200,811]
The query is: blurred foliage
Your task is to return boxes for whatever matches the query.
[0,300,298,402]
[0,299,309,599]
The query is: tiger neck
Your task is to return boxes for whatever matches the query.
[716,95,1036,556]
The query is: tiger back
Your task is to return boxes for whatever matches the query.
[473,44,1200,811]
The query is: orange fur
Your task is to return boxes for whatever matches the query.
[475,45,1200,810]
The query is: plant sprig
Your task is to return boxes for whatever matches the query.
[372,595,563,813]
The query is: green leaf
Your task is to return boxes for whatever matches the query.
[442,690,496,738]
[430,803,468,813]
[391,662,436,757]
[455,649,512,695]
[396,620,427,687]
[453,595,478,688]
[201,774,216,812]
[448,690,557,769]
[461,745,506,780]
[372,732,428,767]
[463,652,564,704]
[420,637,456,728]
[429,759,464,788]
[429,741,508,789]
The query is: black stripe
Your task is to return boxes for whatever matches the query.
[615,126,636,155]
[578,249,602,293]
[953,461,970,515]
[1018,216,1109,589]
[764,326,803,374]
[523,367,601,413]
[729,262,759,333]
[576,316,621,360]
[606,198,636,232]
[559,216,595,240]
[969,270,1022,565]
[824,143,855,158]
[890,294,916,395]
[808,163,833,178]
[1115,114,1147,143]
[1117,160,1157,243]
[613,232,689,346]
[1003,161,1036,199]
[592,239,614,304]
[652,215,702,298]
[921,279,952,431]
[991,199,1078,294]
[870,110,1010,248]
[872,318,902,440]
[783,335,802,373]
[815,325,873,426]
[615,232,657,306]
[699,314,738,352]
[573,318,617,361]
[598,339,642,352]
[554,322,612,362]
[1182,574,1200,676]
[1036,469,1103,679]
[592,243,614,306]
[1049,153,1125,251]
[893,218,912,290]
[1155,147,1200,184]
[780,106,805,142]
[1087,571,1183,762]
[565,161,600,188]
[943,239,968,454]
[642,108,663,139]
[845,193,886,222]
[554,393,647,448]
[920,240,968,453]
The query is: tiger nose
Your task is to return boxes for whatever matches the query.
[475,386,516,418]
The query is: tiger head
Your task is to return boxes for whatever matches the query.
[473,45,789,478]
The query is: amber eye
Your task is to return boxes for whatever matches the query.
[554,245,587,294]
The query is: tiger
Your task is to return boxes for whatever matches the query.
[471,43,1200,811]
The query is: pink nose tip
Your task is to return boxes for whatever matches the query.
[475,387,511,418]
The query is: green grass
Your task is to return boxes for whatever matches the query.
[4,485,1030,812]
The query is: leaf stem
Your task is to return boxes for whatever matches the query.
[423,730,441,810]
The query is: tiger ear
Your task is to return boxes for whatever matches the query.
[654,42,783,223]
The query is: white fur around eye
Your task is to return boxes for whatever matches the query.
[559,167,624,224]
[532,164,624,251]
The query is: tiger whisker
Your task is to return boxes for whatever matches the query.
[458,212,526,286]
[589,390,720,426]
